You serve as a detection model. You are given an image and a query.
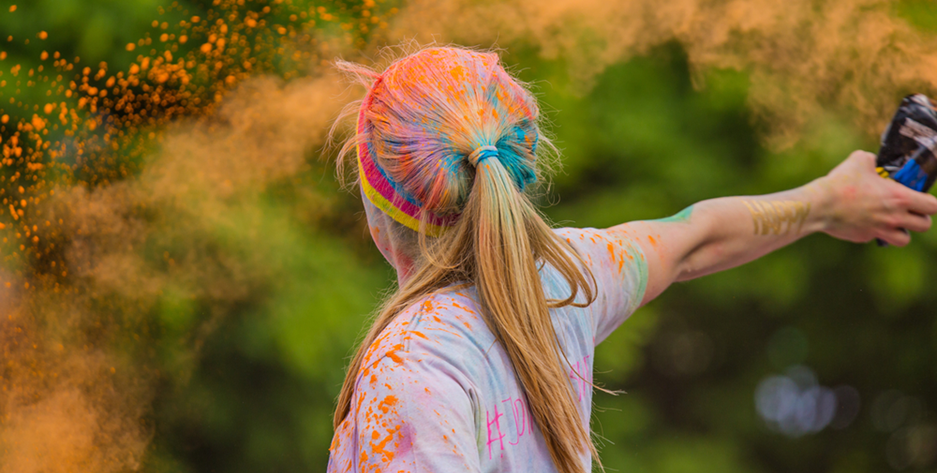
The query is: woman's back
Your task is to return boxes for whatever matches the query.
[328,227,647,472]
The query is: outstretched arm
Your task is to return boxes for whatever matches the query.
[613,151,937,307]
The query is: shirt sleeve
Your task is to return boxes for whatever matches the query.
[555,227,648,345]
[341,318,483,473]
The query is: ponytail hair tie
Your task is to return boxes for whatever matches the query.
[467,146,499,167]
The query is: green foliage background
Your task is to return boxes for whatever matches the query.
[3,1,937,472]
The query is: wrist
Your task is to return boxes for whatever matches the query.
[801,176,835,235]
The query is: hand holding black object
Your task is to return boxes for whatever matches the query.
[875,94,937,246]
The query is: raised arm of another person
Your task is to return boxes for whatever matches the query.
[612,150,937,307]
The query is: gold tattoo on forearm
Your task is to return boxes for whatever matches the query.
[742,200,811,235]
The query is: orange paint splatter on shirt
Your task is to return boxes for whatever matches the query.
[383,343,406,365]
[379,395,399,412]
[451,301,475,314]
[369,424,402,463]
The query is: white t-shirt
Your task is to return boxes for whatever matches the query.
[327,227,648,472]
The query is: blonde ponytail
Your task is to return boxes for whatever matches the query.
[467,150,598,472]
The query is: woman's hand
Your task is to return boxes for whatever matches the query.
[814,150,937,246]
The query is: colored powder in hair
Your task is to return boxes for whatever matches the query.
[354,48,541,235]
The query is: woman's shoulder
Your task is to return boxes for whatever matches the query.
[552,225,649,344]
[356,289,494,383]
[553,226,646,268]
[554,226,621,248]
[396,289,489,347]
